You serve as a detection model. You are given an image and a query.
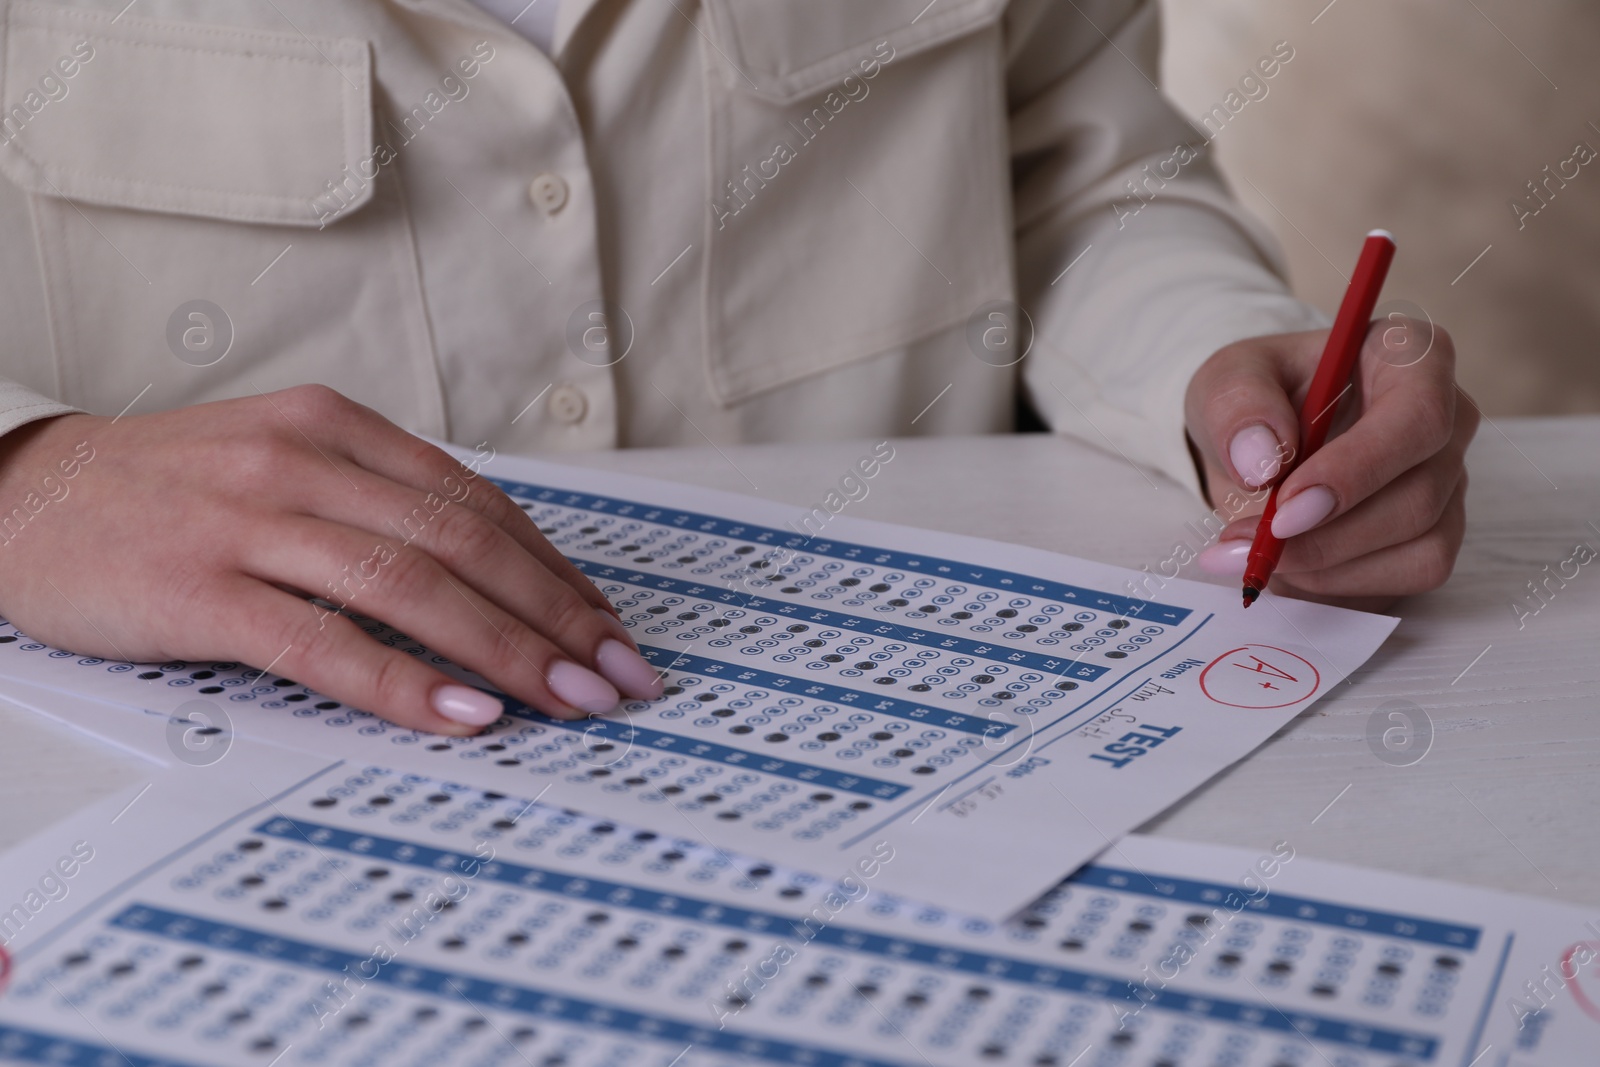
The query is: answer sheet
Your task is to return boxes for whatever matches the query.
[0,448,1396,918]
[0,716,1591,1067]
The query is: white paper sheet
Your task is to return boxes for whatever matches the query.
[0,733,1590,1067]
[0,449,1395,919]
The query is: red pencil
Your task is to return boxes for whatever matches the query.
[1241,229,1396,607]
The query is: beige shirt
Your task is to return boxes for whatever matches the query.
[0,0,1324,497]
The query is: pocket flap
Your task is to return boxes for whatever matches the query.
[701,0,1004,104]
[0,1,371,227]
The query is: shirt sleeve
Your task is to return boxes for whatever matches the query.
[1006,0,1329,498]
[0,380,82,438]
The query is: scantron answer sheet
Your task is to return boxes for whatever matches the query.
[0,448,1395,919]
[0,707,1591,1067]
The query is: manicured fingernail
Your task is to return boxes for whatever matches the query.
[595,606,638,649]
[1228,424,1282,487]
[1271,485,1337,539]
[595,638,664,701]
[1196,539,1252,577]
[432,684,504,726]
[548,660,620,714]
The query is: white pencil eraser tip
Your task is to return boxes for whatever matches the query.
[1367,228,1395,242]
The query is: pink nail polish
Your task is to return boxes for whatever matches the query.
[547,660,620,714]
[1228,425,1282,487]
[1196,539,1252,577]
[432,684,504,726]
[1271,485,1337,539]
[595,639,664,701]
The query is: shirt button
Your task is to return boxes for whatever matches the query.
[547,383,588,424]
[528,172,568,215]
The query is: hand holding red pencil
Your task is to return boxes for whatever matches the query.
[1238,231,1398,607]
[1186,232,1481,612]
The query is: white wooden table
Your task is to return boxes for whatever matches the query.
[4,418,1596,907]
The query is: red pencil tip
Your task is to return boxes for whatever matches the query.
[1241,586,1260,608]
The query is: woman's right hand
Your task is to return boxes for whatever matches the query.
[0,385,663,736]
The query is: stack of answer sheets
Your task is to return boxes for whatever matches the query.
[0,449,1589,1066]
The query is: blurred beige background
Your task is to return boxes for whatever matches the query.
[1160,0,1600,415]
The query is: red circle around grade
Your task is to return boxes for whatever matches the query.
[1198,645,1320,709]
[0,943,10,996]
[1562,941,1600,1023]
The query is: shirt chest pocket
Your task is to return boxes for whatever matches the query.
[0,1,444,433]
[698,0,1013,403]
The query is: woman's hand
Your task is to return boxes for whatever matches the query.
[0,386,662,735]
[1185,319,1479,612]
